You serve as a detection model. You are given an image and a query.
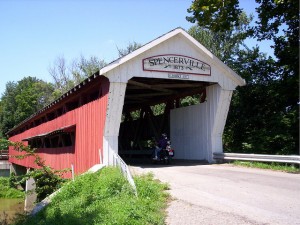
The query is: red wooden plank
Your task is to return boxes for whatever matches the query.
[9,77,109,178]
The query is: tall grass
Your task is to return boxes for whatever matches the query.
[231,161,300,173]
[0,177,24,199]
[15,167,170,225]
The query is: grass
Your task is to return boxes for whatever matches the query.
[15,167,170,225]
[0,177,24,199]
[231,161,300,173]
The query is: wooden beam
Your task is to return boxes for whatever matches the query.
[126,92,167,98]
[126,83,203,89]
[128,80,176,94]
[154,83,204,88]
[123,86,206,113]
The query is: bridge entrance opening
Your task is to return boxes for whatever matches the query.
[118,77,214,164]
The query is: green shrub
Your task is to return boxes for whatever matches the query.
[0,177,24,199]
[7,140,68,202]
[16,167,169,225]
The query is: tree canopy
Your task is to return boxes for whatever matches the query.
[0,77,55,135]
[187,0,299,154]
[48,55,106,97]
[117,41,142,57]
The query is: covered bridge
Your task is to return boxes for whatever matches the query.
[8,28,245,176]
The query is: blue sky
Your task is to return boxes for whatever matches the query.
[0,0,271,96]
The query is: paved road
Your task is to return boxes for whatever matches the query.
[130,161,300,225]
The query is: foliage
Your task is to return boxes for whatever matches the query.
[48,55,106,97]
[0,55,106,135]
[187,0,242,32]
[180,95,200,107]
[0,177,24,199]
[0,138,8,150]
[9,172,19,189]
[231,161,300,173]
[187,0,299,155]
[188,11,252,64]
[151,103,166,116]
[0,102,3,138]
[223,48,298,154]
[0,77,55,135]
[117,41,142,57]
[15,167,169,225]
[7,140,68,202]
[254,0,299,77]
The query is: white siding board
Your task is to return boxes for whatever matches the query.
[170,84,232,162]
[106,82,127,136]
[171,103,208,160]
[101,28,245,87]
[103,82,127,165]
[106,34,238,91]
[103,135,119,165]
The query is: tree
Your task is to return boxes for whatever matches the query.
[255,0,299,75]
[224,48,297,154]
[2,139,67,202]
[117,41,142,57]
[48,55,106,97]
[188,11,252,64]
[187,1,299,154]
[187,0,299,78]
[0,77,55,135]
[187,0,242,32]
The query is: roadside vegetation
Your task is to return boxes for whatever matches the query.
[0,177,24,199]
[15,167,170,225]
[231,161,300,173]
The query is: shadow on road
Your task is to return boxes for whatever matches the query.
[125,158,209,169]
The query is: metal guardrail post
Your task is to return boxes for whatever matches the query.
[213,153,300,165]
[109,150,138,197]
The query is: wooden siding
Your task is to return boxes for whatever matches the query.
[171,102,208,160]
[105,32,243,90]
[9,78,109,177]
[170,84,233,162]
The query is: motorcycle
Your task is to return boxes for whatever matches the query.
[152,140,175,164]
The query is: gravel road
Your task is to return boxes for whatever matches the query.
[130,162,300,225]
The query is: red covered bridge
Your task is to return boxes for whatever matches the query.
[7,28,245,177]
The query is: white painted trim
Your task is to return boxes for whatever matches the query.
[103,82,127,164]
[100,28,245,87]
[179,31,246,86]
[104,82,127,136]
[100,29,182,75]
[209,88,233,162]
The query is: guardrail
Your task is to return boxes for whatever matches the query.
[0,149,9,160]
[213,153,300,165]
[110,150,138,196]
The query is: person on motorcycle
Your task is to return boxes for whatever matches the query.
[153,133,168,160]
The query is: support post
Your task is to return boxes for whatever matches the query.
[24,168,37,212]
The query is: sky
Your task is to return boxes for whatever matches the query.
[0,0,271,96]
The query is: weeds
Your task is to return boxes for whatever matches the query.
[15,167,170,225]
[0,212,8,225]
[0,177,24,199]
[231,161,300,173]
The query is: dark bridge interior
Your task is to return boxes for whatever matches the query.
[123,77,213,113]
[119,77,214,161]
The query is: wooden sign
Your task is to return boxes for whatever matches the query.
[143,54,211,76]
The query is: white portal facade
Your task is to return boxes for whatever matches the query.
[101,28,245,164]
